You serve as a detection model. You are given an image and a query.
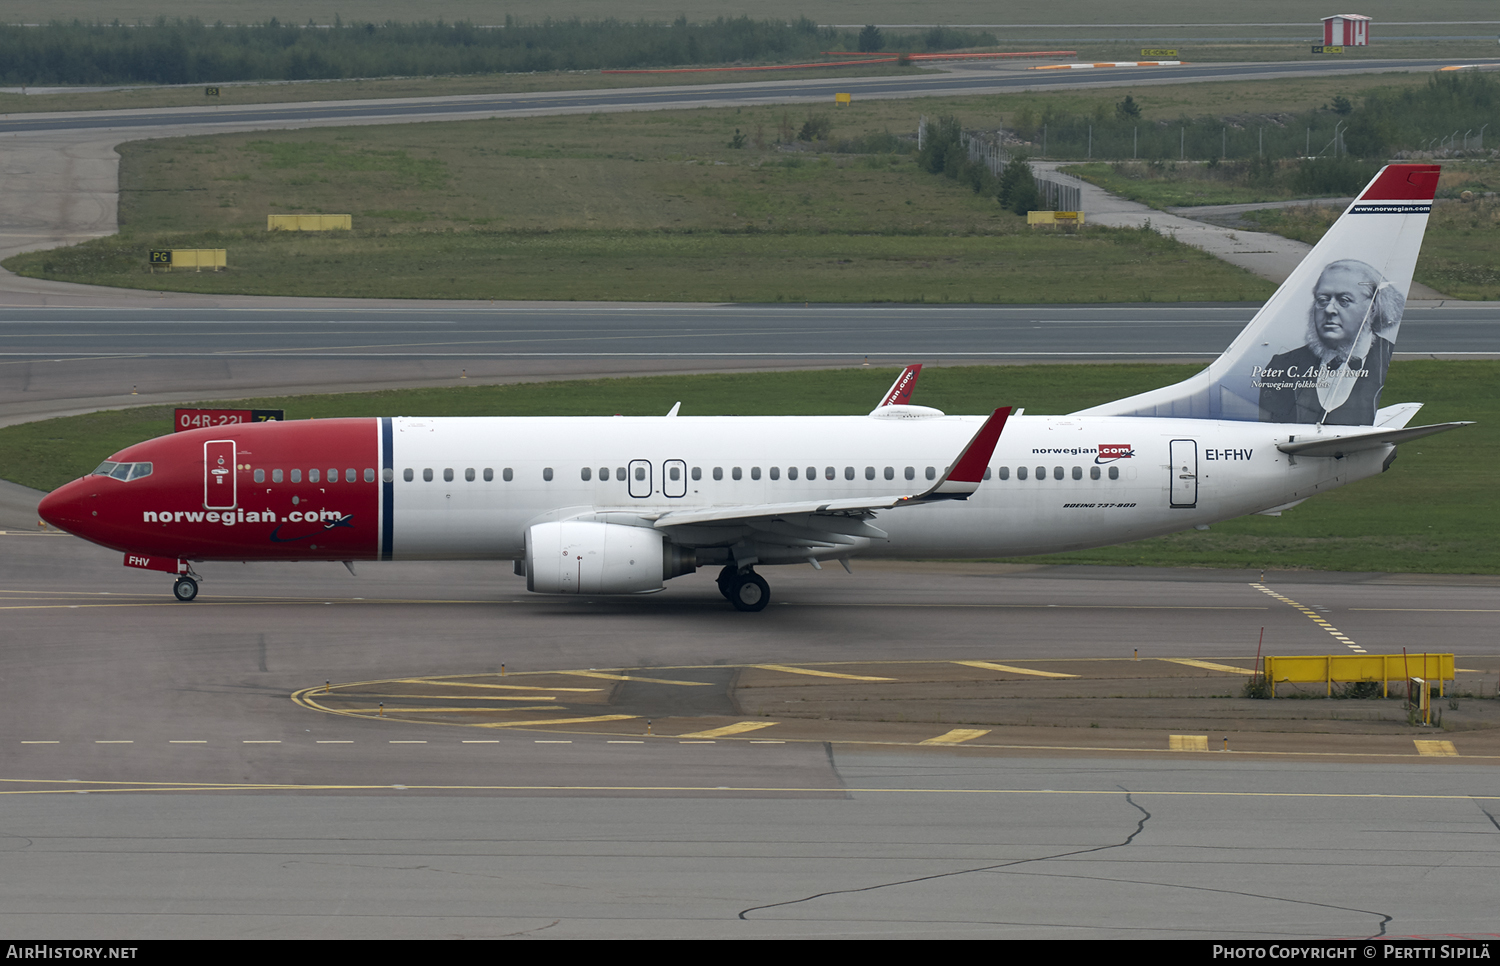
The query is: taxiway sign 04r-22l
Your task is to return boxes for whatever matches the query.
[38,165,1470,611]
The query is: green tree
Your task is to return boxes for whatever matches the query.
[1116,95,1141,120]
[857,24,883,52]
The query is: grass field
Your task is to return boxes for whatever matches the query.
[2,100,1277,303]
[1068,159,1500,300]
[7,361,1494,575]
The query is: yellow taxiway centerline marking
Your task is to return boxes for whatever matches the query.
[394,678,601,692]
[920,729,992,745]
[329,692,558,701]
[471,714,638,729]
[553,670,712,686]
[1159,658,1256,676]
[678,721,778,739]
[753,664,895,681]
[1414,740,1458,757]
[341,707,558,714]
[953,660,1078,678]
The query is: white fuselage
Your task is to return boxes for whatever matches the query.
[387,413,1386,561]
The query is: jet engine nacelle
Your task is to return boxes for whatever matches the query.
[525,521,694,595]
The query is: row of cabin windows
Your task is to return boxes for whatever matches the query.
[253,467,374,484]
[395,464,1121,483]
[997,465,1121,481]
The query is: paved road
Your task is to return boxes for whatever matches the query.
[1,302,1494,431]
[2,535,1496,938]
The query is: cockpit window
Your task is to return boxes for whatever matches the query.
[92,461,152,481]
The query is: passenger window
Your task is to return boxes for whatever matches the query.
[346,469,356,483]
[484,468,494,482]
[865,466,875,480]
[670,465,682,481]
[291,469,302,483]
[905,466,915,481]
[616,467,625,481]
[365,468,376,483]
[272,469,283,483]
[1091,466,1101,480]
[806,466,816,480]
[998,466,1010,480]
[1109,466,1120,480]
[309,469,320,483]
[1035,465,1046,480]
[465,468,475,482]
[600,467,611,481]
[1072,466,1082,480]
[769,466,780,481]
[1017,466,1028,481]
[788,466,799,480]
[543,467,554,481]
[443,468,454,483]
[581,467,591,481]
[843,466,853,480]
[691,467,702,481]
[1053,466,1064,481]
[381,468,393,483]
[713,467,723,481]
[984,467,992,480]
[503,468,513,482]
[327,468,337,483]
[254,469,265,483]
[884,466,894,480]
[634,466,646,481]
[750,467,760,481]
[925,467,935,481]
[423,468,433,482]
[825,466,835,480]
[403,468,413,482]
[732,467,742,481]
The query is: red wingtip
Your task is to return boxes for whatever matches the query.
[1357,164,1440,202]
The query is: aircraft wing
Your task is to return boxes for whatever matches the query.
[652,406,1011,530]
[1277,421,1473,458]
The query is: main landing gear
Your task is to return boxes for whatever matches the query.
[716,565,770,612]
[172,575,199,602]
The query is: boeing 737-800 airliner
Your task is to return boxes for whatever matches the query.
[38,165,1470,610]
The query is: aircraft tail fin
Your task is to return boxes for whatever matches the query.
[1076,164,1440,427]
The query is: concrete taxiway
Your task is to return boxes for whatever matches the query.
[2,530,1497,937]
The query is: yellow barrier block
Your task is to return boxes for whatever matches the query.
[1263,653,1453,698]
[169,249,226,272]
[1026,210,1084,227]
[267,214,352,231]
[1169,734,1208,752]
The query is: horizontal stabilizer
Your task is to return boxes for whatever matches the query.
[1277,421,1473,458]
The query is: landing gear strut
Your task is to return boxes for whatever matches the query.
[717,565,769,612]
[172,575,199,602]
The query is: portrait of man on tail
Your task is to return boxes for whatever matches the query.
[1258,258,1404,425]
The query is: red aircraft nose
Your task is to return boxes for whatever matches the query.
[38,478,97,534]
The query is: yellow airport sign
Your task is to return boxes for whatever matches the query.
[150,249,225,272]
[1141,49,1178,57]
[835,92,851,105]
[268,214,352,231]
[1027,210,1084,226]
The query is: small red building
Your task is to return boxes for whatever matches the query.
[1322,14,1371,47]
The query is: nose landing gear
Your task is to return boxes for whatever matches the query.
[716,565,770,612]
[172,573,201,602]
